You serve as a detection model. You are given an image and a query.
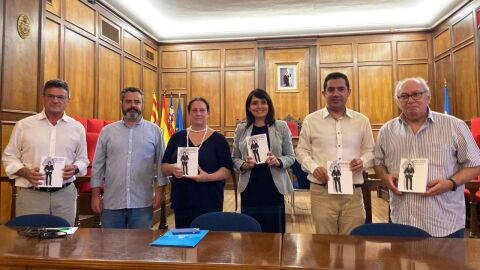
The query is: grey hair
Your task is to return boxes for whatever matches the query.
[120,87,144,102]
[394,77,431,98]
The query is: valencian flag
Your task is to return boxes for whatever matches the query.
[160,94,171,144]
[168,95,176,135]
[150,92,159,125]
[444,79,451,115]
[176,94,184,131]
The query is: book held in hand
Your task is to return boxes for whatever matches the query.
[177,147,199,176]
[39,156,66,188]
[245,133,269,164]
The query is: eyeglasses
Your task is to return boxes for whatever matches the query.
[397,91,427,102]
[19,227,67,239]
[190,108,207,113]
[46,94,68,101]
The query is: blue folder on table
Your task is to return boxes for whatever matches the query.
[150,229,209,247]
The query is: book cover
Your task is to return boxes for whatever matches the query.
[177,147,199,176]
[150,229,209,248]
[245,133,269,164]
[327,160,353,195]
[398,158,428,193]
[39,156,66,188]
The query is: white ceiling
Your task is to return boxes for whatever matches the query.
[101,0,468,43]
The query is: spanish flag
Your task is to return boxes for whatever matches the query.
[160,94,171,144]
[150,92,159,125]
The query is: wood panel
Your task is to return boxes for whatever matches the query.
[434,29,451,57]
[65,0,95,35]
[191,50,221,68]
[44,18,60,81]
[452,14,474,47]
[1,124,14,223]
[191,71,221,127]
[358,66,394,124]
[434,55,452,113]
[453,43,477,120]
[225,48,255,67]
[46,0,61,16]
[397,63,428,81]
[397,41,428,61]
[98,46,121,121]
[143,67,157,121]
[123,30,141,59]
[319,67,354,110]
[144,44,157,67]
[123,58,141,88]
[357,42,392,62]
[264,48,310,121]
[161,72,187,90]
[161,51,187,69]
[64,29,94,118]
[2,0,39,113]
[319,44,353,63]
[224,70,255,126]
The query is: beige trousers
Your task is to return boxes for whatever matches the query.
[310,183,365,235]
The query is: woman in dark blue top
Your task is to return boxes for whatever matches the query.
[161,97,233,228]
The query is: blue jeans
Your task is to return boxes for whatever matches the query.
[101,206,153,229]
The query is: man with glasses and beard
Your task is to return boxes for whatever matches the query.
[90,87,168,229]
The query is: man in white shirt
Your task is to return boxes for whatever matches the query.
[2,79,89,225]
[296,72,374,235]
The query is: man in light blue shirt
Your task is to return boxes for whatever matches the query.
[90,87,168,229]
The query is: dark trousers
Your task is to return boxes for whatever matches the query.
[241,172,285,233]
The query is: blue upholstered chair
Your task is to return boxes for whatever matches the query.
[5,214,70,228]
[350,223,431,237]
[190,212,262,232]
[289,160,310,220]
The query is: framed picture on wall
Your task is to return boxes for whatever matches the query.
[276,63,299,92]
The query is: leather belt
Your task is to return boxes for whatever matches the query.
[313,182,363,188]
[29,182,72,193]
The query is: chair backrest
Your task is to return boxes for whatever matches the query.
[190,212,262,232]
[350,223,431,237]
[6,214,70,227]
[291,160,310,189]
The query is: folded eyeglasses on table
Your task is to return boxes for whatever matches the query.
[18,227,68,239]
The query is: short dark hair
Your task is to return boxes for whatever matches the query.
[187,97,210,112]
[245,88,275,127]
[323,72,350,92]
[43,79,70,97]
[120,87,144,102]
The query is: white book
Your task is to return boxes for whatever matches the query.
[177,147,199,176]
[39,156,66,188]
[398,158,428,193]
[327,160,353,195]
[245,134,269,164]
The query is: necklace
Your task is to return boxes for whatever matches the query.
[186,126,209,149]
[188,126,208,133]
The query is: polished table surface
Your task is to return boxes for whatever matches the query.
[2,226,480,270]
[282,233,480,270]
[0,226,281,269]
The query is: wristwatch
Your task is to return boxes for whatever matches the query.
[447,177,457,191]
[74,166,80,175]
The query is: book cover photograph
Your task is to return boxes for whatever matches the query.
[398,158,428,193]
[39,156,66,188]
[245,134,269,164]
[327,160,353,195]
[177,147,199,176]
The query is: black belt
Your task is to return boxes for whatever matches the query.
[29,182,72,193]
[314,182,363,188]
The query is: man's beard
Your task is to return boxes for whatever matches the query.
[123,108,141,120]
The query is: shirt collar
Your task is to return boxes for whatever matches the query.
[38,109,70,123]
[121,117,144,128]
[321,107,353,119]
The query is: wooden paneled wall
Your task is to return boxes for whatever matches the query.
[432,0,480,122]
[160,42,257,137]
[0,0,158,223]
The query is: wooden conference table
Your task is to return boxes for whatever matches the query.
[0,226,479,270]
